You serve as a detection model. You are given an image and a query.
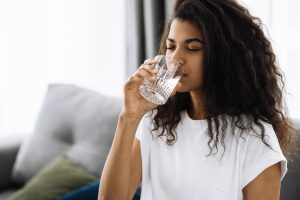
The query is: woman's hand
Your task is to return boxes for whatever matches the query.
[121,59,159,118]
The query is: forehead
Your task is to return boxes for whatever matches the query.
[168,19,203,40]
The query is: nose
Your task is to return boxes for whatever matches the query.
[169,50,184,66]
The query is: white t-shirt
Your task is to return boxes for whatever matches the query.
[135,110,287,200]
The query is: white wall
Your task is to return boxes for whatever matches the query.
[0,0,125,135]
[240,0,300,119]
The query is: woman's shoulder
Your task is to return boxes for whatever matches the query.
[219,114,279,146]
[222,114,275,133]
[233,116,282,153]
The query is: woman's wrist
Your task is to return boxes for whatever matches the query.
[119,110,144,122]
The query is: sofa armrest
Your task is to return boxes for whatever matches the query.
[0,134,25,190]
[280,119,300,200]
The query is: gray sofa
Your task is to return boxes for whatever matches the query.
[0,84,122,199]
[0,84,299,200]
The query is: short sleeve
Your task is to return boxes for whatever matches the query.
[135,111,154,141]
[241,122,288,189]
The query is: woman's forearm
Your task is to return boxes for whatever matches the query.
[98,112,143,200]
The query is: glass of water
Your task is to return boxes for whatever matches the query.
[139,55,183,105]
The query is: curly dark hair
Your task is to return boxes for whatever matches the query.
[151,0,297,159]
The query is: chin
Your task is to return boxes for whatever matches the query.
[176,85,202,93]
[175,87,190,93]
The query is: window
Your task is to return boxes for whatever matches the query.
[0,0,125,135]
[240,0,300,119]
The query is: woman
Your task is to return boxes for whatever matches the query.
[99,0,295,199]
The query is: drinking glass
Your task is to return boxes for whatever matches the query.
[139,55,183,105]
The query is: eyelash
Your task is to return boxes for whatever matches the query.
[166,47,202,52]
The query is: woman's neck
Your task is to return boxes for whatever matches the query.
[188,90,206,120]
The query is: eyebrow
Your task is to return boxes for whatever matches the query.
[167,38,204,44]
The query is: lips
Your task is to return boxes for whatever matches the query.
[180,74,187,81]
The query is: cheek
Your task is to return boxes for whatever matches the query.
[190,58,204,83]
[190,69,204,86]
[179,63,204,91]
[177,54,205,91]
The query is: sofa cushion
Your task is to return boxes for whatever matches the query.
[57,181,142,200]
[9,156,97,200]
[57,181,99,200]
[12,84,122,185]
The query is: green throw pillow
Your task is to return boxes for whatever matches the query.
[9,156,97,200]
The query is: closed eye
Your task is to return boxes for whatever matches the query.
[166,46,175,50]
[188,48,202,51]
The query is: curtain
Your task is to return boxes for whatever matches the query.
[125,0,175,77]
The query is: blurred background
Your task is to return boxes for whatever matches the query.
[0,0,299,137]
